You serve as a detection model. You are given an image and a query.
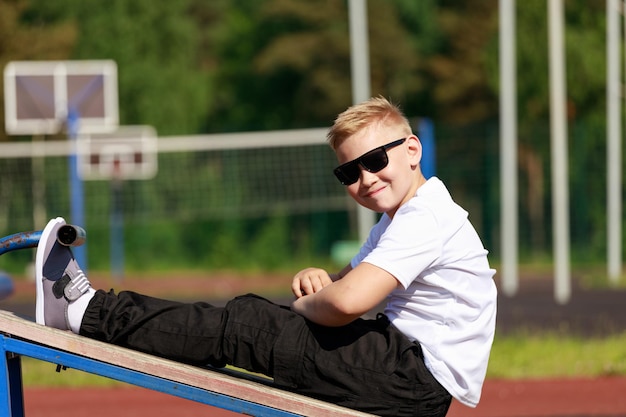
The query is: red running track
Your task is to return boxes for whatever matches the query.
[21,376,626,417]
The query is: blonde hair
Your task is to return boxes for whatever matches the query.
[327,96,412,150]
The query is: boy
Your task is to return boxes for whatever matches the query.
[36,96,497,417]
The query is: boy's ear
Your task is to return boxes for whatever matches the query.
[407,135,422,167]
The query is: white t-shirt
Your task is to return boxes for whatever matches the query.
[351,177,497,408]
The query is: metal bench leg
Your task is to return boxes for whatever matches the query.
[0,335,25,417]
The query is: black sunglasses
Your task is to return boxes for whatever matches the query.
[333,138,407,185]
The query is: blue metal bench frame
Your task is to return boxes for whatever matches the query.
[0,329,298,417]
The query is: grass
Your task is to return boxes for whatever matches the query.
[18,331,626,387]
[21,359,126,387]
[487,331,626,379]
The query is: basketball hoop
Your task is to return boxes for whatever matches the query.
[3,60,118,135]
[77,125,158,181]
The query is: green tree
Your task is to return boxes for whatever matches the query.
[0,0,77,142]
[190,0,434,132]
[481,0,610,257]
[424,1,499,124]
[22,0,210,135]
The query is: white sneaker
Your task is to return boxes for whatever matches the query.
[35,217,92,330]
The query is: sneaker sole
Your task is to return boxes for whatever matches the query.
[35,217,67,325]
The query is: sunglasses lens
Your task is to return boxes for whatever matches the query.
[360,148,389,173]
[334,162,361,185]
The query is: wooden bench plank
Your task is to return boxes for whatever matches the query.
[0,310,372,416]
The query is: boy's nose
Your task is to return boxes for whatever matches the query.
[359,167,378,186]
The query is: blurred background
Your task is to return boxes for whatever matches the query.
[3,3,626,415]
[0,0,620,295]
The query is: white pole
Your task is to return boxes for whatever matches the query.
[607,0,622,283]
[548,0,571,304]
[499,0,519,296]
[348,0,376,243]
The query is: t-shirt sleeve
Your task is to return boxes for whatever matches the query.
[350,214,388,268]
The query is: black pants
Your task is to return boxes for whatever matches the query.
[80,291,452,417]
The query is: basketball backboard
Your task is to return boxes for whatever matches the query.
[4,60,118,135]
[77,125,158,181]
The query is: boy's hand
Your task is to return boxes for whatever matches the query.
[292,267,333,298]
[290,263,399,326]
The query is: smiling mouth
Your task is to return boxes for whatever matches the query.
[363,185,386,198]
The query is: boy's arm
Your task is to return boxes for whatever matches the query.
[291,264,352,298]
[291,262,398,327]
[331,263,353,281]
